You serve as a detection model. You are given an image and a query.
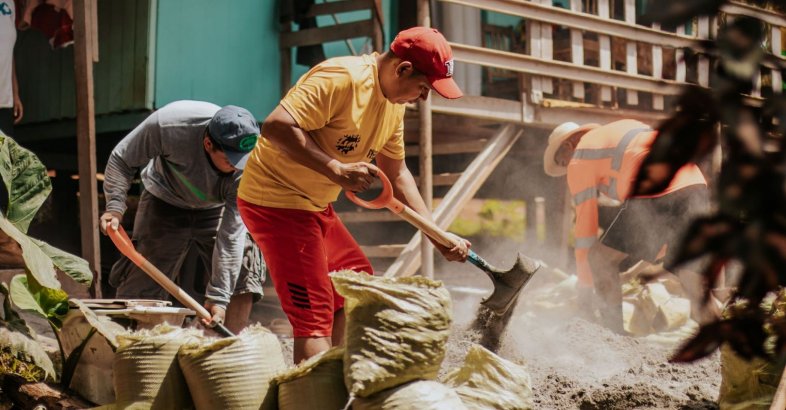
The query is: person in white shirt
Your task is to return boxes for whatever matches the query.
[0,0,23,136]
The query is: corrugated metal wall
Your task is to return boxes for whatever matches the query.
[15,0,152,124]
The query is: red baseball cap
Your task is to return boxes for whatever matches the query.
[390,27,463,99]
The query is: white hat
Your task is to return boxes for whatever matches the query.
[543,122,601,177]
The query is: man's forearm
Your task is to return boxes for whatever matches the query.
[391,168,431,218]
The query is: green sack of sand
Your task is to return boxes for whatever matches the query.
[443,344,534,410]
[331,270,452,398]
[353,380,467,410]
[272,347,348,410]
[112,324,201,410]
[177,324,286,410]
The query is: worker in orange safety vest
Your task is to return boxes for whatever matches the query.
[544,119,709,333]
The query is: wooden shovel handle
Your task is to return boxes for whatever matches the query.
[345,172,458,249]
[107,227,213,323]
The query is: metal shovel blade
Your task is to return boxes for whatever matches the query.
[480,253,541,315]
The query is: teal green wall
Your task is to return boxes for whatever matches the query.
[155,0,395,121]
[154,0,281,121]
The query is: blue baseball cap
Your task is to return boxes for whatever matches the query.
[208,105,260,170]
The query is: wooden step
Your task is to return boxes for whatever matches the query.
[360,244,406,258]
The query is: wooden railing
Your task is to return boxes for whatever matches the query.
[436,0,785,123]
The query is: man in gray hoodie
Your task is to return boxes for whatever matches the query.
[100,100,263,333]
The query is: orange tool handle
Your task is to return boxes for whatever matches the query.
[107,226,234,336]
[345,172,458,249]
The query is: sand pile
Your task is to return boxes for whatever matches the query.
[440,263,720,410]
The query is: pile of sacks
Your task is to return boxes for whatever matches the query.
[102,270,534,409]
[104,323,286,409]
[267,270,534,410]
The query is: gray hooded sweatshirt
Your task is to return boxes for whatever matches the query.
[103,100,244,308]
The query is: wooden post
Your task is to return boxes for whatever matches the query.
[676,25,687,83]
[698,17,711,88]
[570,0,584,100]
[417,0,434,279]
[73,0,101,297]
[372,0,384,52]
[624,0,638,105]
[652,23,664,110]
[773,26,783,94]
[598,0,612,103]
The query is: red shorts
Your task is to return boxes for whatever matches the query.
[238,198,373,338]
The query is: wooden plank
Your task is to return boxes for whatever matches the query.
[598,0,612,102]
[120,0,136,110]
[624,0,638,105]
[74,0,101,297]
[722,1,786,28]
[305,0,374,18]
[361,245,407,258]
[132,0,151,108]
[450,42,683,95]
[372,0,384,52]
[429,94,667,126]
[279,20,374,48]
[570,0,584,100]
[441,0,695,48]
[107,0,123,113]
[773,26,783,94]
[385,125,523,278]
[652,23,665,110]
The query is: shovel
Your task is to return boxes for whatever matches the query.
[346,172,540,316]
[107,226,235,337]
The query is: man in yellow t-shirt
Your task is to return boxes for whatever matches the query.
[238,27,470,363]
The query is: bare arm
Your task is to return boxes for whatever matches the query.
[376,153,470,262]
[262,105,378,192]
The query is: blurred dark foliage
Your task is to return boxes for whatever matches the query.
[637,3,786,362]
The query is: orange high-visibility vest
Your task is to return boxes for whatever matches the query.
[567,119,707,286]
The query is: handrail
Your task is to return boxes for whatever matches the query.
[441,0,695,48]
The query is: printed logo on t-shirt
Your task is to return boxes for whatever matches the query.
[366,149,378,161]
[336,134,360,155]
[0,2,12,16]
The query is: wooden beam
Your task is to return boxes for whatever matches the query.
[384,125,523,278]
[773,26,783,94]
[429,95,667,126]
[73,0,101,297]
[624,0,638,105]
[598,0,612,102]
[450,42,683,95]
[305,0,374,18]
[279,20,374,48]
[722,1,786,28]
[417,0,434,278]
[440,0,695,48]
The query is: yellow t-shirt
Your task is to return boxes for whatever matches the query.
[239,53,406,211]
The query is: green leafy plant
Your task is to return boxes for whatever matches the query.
[0,132,95,387]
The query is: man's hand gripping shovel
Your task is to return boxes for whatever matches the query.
[346,172,540,316]
[107,226,235,337]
